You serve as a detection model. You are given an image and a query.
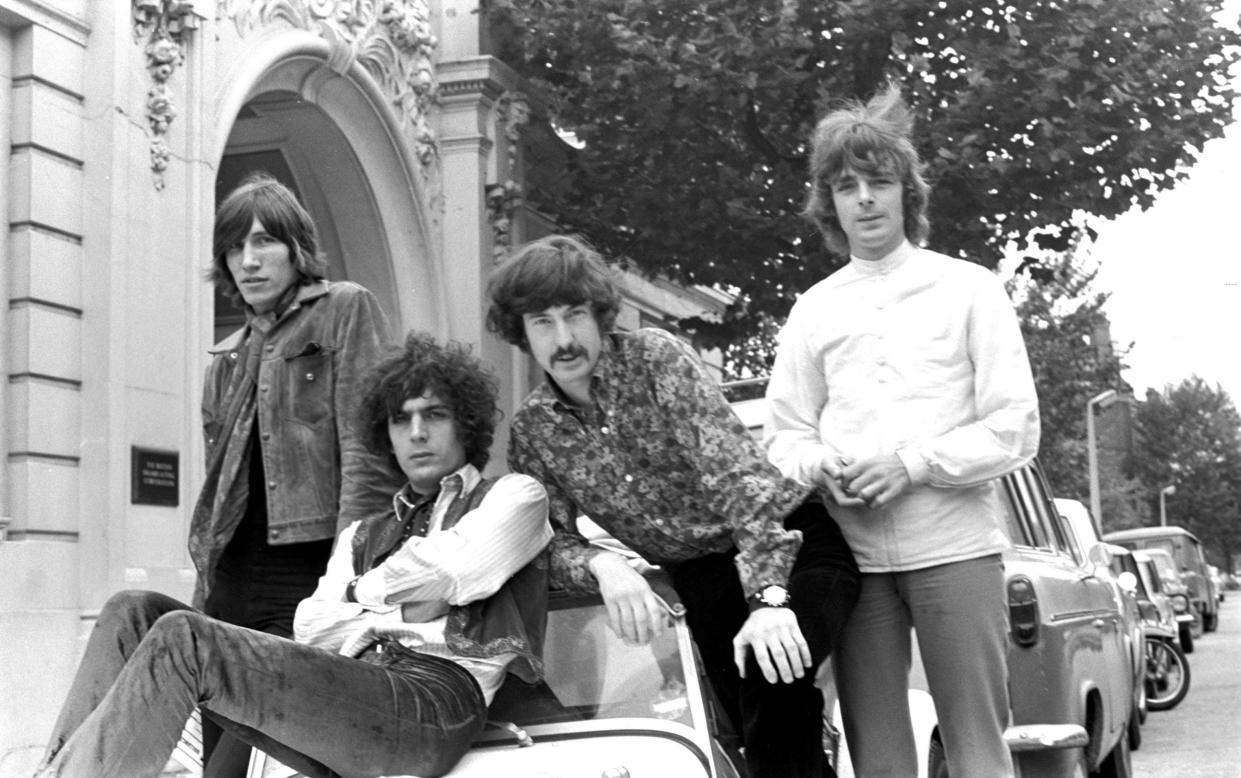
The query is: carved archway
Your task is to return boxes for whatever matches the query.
[210,25,447,342]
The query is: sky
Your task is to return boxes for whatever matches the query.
[1091,116,1241,403]
[1089,7,1241,405]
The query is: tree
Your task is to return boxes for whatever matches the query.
[1129,378,1241,570]
[1008,248,1140,523]
[488,0,1240,366]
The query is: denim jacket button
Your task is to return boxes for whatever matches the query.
[268,480,277,489]
[305,373,315,381]
[270,529,280,540]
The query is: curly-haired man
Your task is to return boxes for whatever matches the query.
[37,333,551,778]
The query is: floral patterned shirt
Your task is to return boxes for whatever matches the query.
[508,328,810,597]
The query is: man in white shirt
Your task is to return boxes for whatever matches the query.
[766,83,1039,778]
[37,333,551,778]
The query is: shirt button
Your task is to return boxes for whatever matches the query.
[229,352,238,360]
[305,373,315,381]
[262,432,271,441]
[270,529,281,540]
[268,481,277,489]
[265,345,274,352]
[624,474,634,483]
[261,385,269,393]
[600,426,610,435]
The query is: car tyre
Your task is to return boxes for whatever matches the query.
[1179,623,1194,653]
[926,735,950,778]
[1145,638,1191,712]
[1204,611,1218,632]
[1093,726,1133,778]
[1126,699,1142,752]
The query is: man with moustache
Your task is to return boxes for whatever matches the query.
[487,234,860,778]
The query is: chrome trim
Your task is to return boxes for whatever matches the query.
[1003,724,1089,752]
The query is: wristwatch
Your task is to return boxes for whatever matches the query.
[749,584,791,610]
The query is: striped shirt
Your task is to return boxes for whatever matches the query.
[293,465,550,702]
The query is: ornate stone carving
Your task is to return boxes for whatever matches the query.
[487,90,529,261]
[226,0,439,166]
[132,1,202,189]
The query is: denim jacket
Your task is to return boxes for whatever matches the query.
[189,280,404,607]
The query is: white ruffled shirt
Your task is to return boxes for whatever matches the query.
[293,465,550,702]
[765,240,1040,572]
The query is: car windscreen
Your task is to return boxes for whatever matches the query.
[486,595,692,728]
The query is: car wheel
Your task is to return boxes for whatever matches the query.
[1204,611,1218,632]
[927,735,950,778]
[1145,638,1191,712]
[1093,727,1133,778]
[1126,699,1142,752]
[1179,623,1195,653]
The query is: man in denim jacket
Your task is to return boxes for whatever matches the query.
[189,174,404,775]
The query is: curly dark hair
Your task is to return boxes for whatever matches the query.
[356,332,499,471]
[208,173,328,306]
[485,234,623,351]
[803,82,931,255]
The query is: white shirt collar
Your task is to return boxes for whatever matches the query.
[849,239,916,276]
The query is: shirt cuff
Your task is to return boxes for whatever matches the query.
[896,446,930,485]
[352,570,386,606]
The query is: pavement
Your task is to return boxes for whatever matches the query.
[1132,593,1241,777]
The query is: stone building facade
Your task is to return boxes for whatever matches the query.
[0,1,726,768]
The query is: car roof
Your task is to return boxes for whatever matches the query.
[1103,525,1199,542]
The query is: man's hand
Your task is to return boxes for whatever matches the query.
[820,453,865,507]
[732,607,812,684]
[589,552,667,645]
[839,453,912,509]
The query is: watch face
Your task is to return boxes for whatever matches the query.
[761,585,790,607]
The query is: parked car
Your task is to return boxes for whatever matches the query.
[1140,547,1200,653]
[245,582,744,778]
[1208,564,1225,602]
[1121,549,1192,712]
[832,464,1138,778]
[1103,526,1219,633]
[993,469,1136,777]
[1055,499,1146,752]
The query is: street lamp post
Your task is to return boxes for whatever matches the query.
[1087,389,1119,530]
[1160,485,1177,527]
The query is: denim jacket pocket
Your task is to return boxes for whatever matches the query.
[284,343,334,427]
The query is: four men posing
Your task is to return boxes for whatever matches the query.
[41,83,1037,778]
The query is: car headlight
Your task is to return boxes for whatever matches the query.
[1170,594,1190,614]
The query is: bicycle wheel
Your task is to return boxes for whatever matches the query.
[1145,637,1190,711]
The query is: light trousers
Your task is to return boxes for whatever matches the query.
[833,555,1013,778]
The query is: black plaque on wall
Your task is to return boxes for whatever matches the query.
[131,447,179,506]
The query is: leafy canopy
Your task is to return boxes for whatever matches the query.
[1130,378,1241,569]
[489,0,1240,360]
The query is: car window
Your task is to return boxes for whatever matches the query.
[998,475,1043,547]
[1019,468,1081,562]
[1138,559,1162,595]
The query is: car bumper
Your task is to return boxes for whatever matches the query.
[1004,724,1089,752]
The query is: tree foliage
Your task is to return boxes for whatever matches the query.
[1009,250,1127,507]
[1129,378,1241,570]
[488,0,1241,363]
